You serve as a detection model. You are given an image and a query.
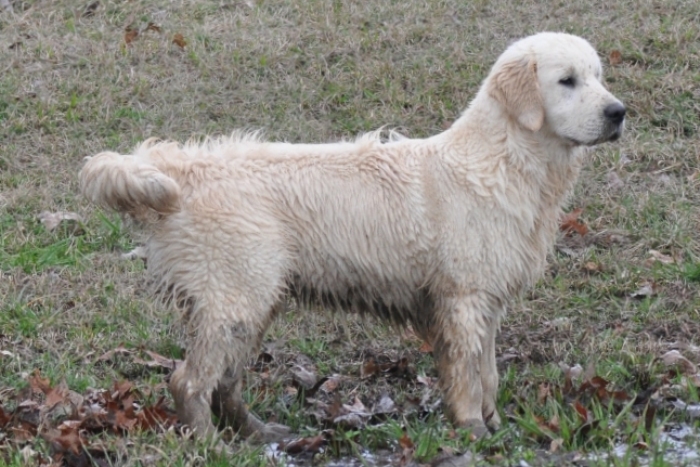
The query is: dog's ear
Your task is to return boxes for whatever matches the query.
[488,55,544,132]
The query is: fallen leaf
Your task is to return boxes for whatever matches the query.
[172,33,187,48]
[416,375,434,387]
[146,22,161,33]
[560,208,588,236]
[633,441,649,450]
[37,211,84,232]
[124,28,138,45]
[609,49,623,66]
[548,414,560,432]
[96,344,132,362]
[319,375,340,393]
[398,431,415,467]
[660,350,698,375]
[42,425,84,455]
[361,357,379,379]
[583,261,602,273]
[550,438,564,453]
[573,401,589,423]
[281,433,326,455]
[291,365,318,390]
[132,350,181,371]
[630,281,657,299]
[28,370,51,395]
[373,393,396,414]
[399,431,414,449]
[647,249,676,265]
[44,379,70,409]
[0,405,10,427]
[137,397,178,431]
[537,383,551,405]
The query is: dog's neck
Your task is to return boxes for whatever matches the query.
[445,94,585,205]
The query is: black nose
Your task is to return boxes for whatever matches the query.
[604,102,626,125]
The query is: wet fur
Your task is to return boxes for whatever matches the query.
[80,32,624,440]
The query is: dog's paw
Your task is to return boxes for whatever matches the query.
[458,419,489,440]
[485,410,501,431]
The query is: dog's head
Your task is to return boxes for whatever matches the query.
[488,32,624,146]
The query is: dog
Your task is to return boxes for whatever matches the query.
[80,32,625,442]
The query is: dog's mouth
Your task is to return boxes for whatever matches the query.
[567,123,624,147]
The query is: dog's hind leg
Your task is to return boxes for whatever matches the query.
[211,301,290,442]
[169,290,281,442]
[433,293,492,438]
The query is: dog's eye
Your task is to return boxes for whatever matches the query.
[559,77,575,87]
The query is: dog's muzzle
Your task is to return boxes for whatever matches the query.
[604,102,626,142]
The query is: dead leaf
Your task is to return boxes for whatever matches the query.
[582,360,597,383]
[583,261,602,273]
[647,250,676,265]
[0,405,10,427]
[660,350,698,375]
[96,344,132,362]
[548,414,560,432]
[550,438,564,453]
[124,28,138,45]
[373,393,396,415]
[573,401,589,423]
[28,370,51,395]
[42,425,84,455]
[319,375,340,393]
[419,340,434,353]
[172,33,187,49]
[609,49,623,66]
[281,433,326,455]
[361,357,379,379]
[398,431,415,467]
[44,379,69,409]
[132,350,181,371]
[146,22,161,33]
[633,441,649,450]
[291,365,318,390]
[416,375,434,387]
[37,211,84,232]
[537,383,551,405]
[560,208,588,236]
[136,397,178,430]
[630,281,657,299]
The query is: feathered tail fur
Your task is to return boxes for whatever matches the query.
[80,150,181,219]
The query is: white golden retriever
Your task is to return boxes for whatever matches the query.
[80,32,625,441]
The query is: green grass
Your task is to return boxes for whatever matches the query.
[1,0,700,465]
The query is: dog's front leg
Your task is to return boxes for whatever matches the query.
[480,314,501,429]
[170,359,219,438]
[433,294,491,438]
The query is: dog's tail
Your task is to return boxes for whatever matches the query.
[80,151,181,218]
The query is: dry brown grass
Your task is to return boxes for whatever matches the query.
[2,0,700,465]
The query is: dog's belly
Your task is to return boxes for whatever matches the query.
[286,262,434,327]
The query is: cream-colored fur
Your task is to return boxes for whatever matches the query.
[80,32,625,441]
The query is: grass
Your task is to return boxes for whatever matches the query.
[1,0,700,465]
